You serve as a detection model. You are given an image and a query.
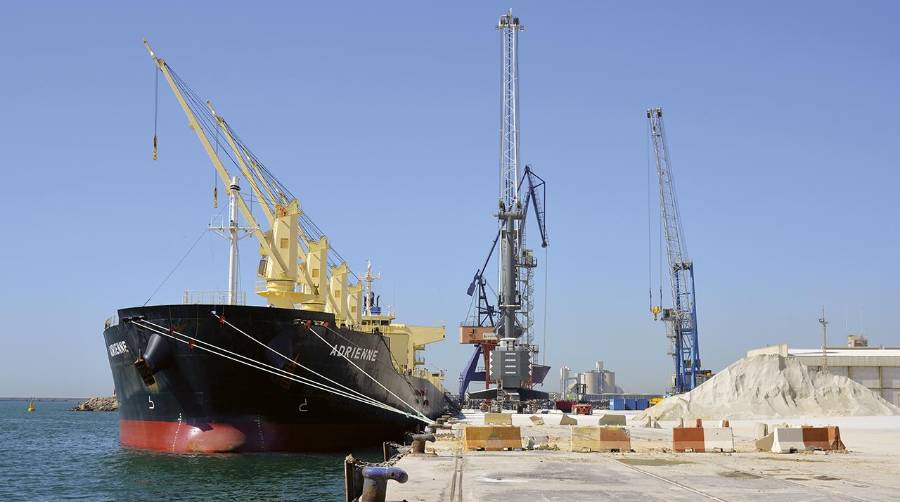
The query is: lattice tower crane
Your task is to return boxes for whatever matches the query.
[647,107,701,394]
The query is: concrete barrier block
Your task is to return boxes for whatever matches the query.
[802,426,845,451]
[598,414,627,426]
[755,432,775,452]
[754,423,769,440]
[559,414,578,426]
[484,412,512,426]
[703,427,735,452]
[771,428,806,453]
[526,435,551,450]
[571,426,631,452]
[770,426,845,453]
[673,427,734,453]
[463,425,522,451]
[672,427,706,452]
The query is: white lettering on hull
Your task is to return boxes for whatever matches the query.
[108,341,129,357]
[329,344,378,362]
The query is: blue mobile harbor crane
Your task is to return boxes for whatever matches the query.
[647,108,701,394]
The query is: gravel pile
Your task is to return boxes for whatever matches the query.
[639,354,900,420]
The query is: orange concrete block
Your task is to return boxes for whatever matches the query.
[801,426,845,451]
[484,412,512,426]
[673,427,734,453]
[571,426,631,452]
[673,427,706,452]
[463,425,522,451]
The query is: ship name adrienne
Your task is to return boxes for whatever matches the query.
[330,344,378,362]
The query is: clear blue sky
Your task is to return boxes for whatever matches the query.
[1,2,898,397]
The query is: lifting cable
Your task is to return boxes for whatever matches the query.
[542,245,549,366]
[647,125,653,312]
[132,319,429,423]
[152,67,159,161]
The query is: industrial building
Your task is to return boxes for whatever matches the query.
[559,362,622,400]
[748,336,900,407]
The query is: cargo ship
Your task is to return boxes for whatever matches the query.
[102,41,449,453]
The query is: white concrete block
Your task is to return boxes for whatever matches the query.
[771,428,806,454]
[703,427,735,453]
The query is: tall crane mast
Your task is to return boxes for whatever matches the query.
[458,11,550,405]
[497,9,524,343]
[647,107,701,394]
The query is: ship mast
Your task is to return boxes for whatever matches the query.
[209,176,252,304]
[363,260,381,316]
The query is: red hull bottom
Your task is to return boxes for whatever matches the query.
[119,419,409,453]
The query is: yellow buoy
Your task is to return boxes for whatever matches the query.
[26,399,36,413]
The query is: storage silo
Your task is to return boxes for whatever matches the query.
[583,371,601,395]
[602,371,616,394]
[559,366,570,395]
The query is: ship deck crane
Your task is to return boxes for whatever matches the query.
[647,107,701,394]
[144,40,362,324]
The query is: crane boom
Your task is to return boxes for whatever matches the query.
[519,165,548,249]
[144,40,361,322]
[647,107,701,394]
[143,41,287,275]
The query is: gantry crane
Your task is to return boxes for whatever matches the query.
[647,107,701,394]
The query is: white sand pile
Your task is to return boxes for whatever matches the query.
[639,354,900,420]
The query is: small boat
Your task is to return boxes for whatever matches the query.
[26,399,35,413]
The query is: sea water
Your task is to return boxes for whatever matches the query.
[0,400,368,501]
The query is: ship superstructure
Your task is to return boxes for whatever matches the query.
[101,42,448,453]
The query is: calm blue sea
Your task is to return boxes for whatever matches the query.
[0,400,371,501]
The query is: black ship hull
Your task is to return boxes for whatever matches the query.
[103,304,447,453]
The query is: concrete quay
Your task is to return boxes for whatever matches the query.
[384,411,900,501]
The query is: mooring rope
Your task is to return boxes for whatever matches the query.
[131,319,430,423]
[133,320,401,415]
[317,324,431,422]
[213,314,430,422]
[209,312,410,416]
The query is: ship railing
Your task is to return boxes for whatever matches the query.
[410,368,446,382]
[182,290,247,305]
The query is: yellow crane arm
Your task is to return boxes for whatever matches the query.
[206,100,276,225]
[143,39,289,275]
